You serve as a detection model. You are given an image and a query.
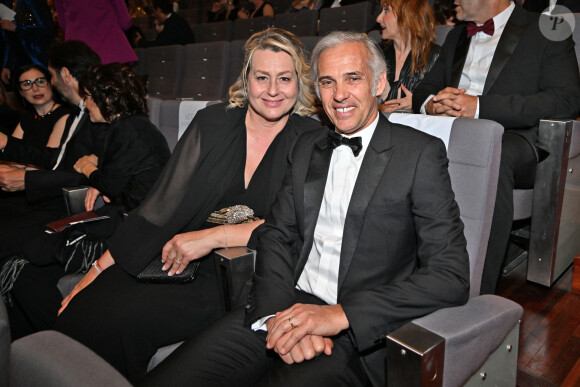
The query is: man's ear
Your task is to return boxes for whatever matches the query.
[60,67,72,84]
[375,70,387,97]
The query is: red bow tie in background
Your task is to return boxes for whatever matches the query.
[466,18,495,38]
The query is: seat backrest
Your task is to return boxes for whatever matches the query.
[133,47,148,75]
[145,45,184,99]
[0,301,9,387]
[233,16,274,41]
[178,7,202,25]
[274,10,319,37]
[181,41,230,99]
[386,113,504,297]
[228,39,245,87]
[435,24,454,46]
[146,97,163,130]
[194,20,234,43]
[298,35,321,58]
[318,1,374,36]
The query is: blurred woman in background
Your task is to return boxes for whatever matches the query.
[376,0,441,112]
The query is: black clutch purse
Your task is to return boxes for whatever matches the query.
[136,255,199,284]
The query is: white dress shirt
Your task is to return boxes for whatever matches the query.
[421,2,515,116]
[252,112,380,331]
[53,100,85,170]
[296,113,379,305]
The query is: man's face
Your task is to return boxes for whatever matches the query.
[317,42,385,135]
[48,65,68,101]
[454,0,484,23]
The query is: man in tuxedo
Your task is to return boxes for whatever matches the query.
[136,0,194,48]
[143,31,469,387]
[412,0,580,294]
[0,40,101,257]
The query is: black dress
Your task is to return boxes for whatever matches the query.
[54,103,322,383]
[18,105,70,147]
[380,41,441,102]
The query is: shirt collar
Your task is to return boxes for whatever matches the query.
[339,110,379,156]
[490,1,515,35]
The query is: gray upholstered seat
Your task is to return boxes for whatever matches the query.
[274,10,318,37]
[144,44,184,99]
[193,20,234,43]
[318,2,375,36]
[180,41,230,100]
[383,113,523,387]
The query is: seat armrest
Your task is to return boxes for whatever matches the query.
[214,247,255,313]
[10,331,131,387]
[387,295,523,387]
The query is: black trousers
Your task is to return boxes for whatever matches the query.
[55,255,223,384]
[480,132,537,294]
[141,291,369,387]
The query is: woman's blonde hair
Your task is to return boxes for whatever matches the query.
[228,27,316,116]
[381,0,436,75]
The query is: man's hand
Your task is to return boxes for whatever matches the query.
[277,334,334,365]
[266,303,349,357]
[0,165,25,191]
[426,87,477,118]
[74,154,98,177]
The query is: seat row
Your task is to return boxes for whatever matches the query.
[133,36,323,100]
[132,22,458,101]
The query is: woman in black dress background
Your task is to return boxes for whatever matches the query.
[55,28,322,383]
[7,63,170,340]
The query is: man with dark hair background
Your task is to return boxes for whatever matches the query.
[135,0,194,47]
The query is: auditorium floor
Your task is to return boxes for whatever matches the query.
[497,260,580,386]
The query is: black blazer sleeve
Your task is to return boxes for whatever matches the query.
[1,136,59,169]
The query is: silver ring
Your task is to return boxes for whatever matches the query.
[289,318,295,328]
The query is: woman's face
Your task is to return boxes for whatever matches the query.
[18,68,53,108]
[376,6,400,41]
[246,49,299,123]
[84,94,107,123]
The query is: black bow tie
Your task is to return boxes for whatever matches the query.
[327,131,363,157]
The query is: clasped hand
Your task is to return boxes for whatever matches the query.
[379,84,413,113]
[74,154,98,176]
[265,303,349,364]
[0,164,25,191]
[426,87,477,118]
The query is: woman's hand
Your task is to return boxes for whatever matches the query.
[74,154,99,177]
[161,227,222,276]
[84,187,110,211]
[58,251,115,315]
[379,84,413,113]
[0,20,16,31]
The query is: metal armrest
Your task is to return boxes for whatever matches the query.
[528,119,576,286]
[386,295,523,387]
[214,247,255,313]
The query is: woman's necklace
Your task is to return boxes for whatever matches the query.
[35,102,56,120]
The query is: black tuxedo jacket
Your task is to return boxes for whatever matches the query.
[246,114,470,386]
[413,6,580,157]
[139,13,194,47]
[2,111,98,202]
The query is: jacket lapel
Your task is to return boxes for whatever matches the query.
[295,131,333,280]
[483,6,527,94]
[338,114,394,290]
[451,27,471,88]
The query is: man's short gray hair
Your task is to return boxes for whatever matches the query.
[310,31,387,97]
